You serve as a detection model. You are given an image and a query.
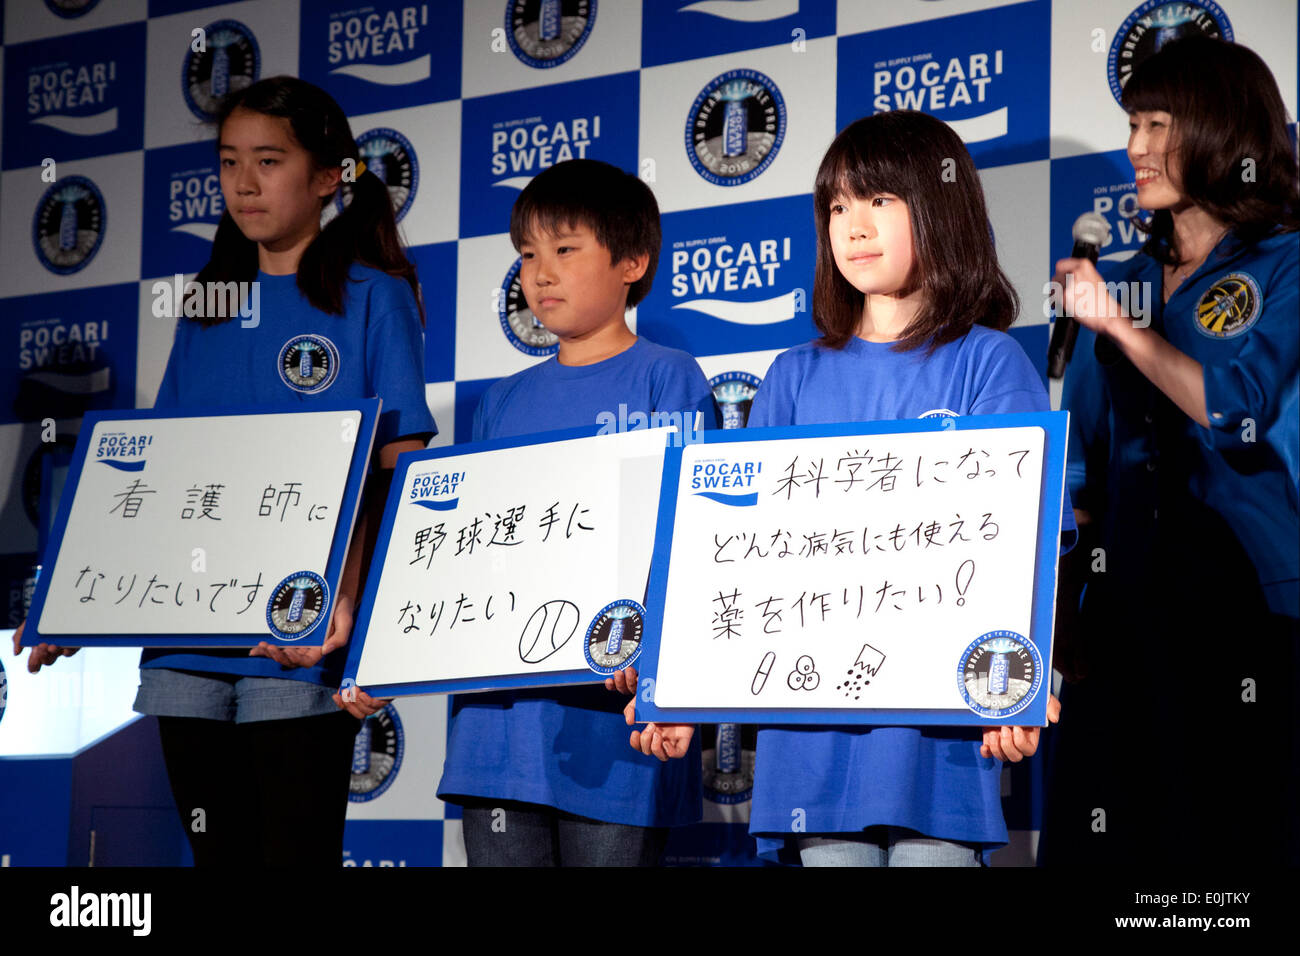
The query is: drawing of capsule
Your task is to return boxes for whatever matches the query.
[751,651,776,696]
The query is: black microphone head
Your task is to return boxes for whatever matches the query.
[1072,212,1111,249]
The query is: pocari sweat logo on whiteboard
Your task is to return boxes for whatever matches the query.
[638,196,816,356]
[95,431,153,472]
[685,68,787,187]
[31,176,106,275]
[837,1,1049,168]
[690,458,761,506]
[505,0,597,69]
[182,19,261,121]
[2,22,146,169]
[1109,1,1232,105]
[640,0,835,69]
[460,72,637,238]
[142,141,225,278]
[408,469,465,511]
[299,1,456,113]
[1049,148,1147,270]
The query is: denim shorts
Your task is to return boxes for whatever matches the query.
[133,667,342,723]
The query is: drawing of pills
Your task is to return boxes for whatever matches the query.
[787,655,820,691]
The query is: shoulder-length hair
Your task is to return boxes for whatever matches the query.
[1122,36,1300,263]
[190,75,422,326]
[812,110,1018,352]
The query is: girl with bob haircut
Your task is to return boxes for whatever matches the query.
[1045,36,1298,866]
[632,110,1070,866]
[19,75,436,866]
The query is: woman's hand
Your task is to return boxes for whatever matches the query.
[623,696,695,761]
[250,592,353,670]
[981,692,1061,762]
[12,620,80,674]
[332,684,392,720]
[604,666,637,694]
[1051,257,1129,336]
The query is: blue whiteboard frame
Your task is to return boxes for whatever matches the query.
[636,412,1070,727]
[23,399,380,647]
[343,424,615,698]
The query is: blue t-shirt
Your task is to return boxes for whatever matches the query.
[1063,231,1299,618]
[745,324,1070,864]
[141,265,437,685]
[437,337,712,827]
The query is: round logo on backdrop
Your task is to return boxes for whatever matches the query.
[499,258,560,357]
[685,68,787,187]
[44,0,100,16]
[32,176,106,275]
[327,128,419,225]
[0,656,8,727]
[23,436,79,528]
[266,571,329,641]
[702,723,754,805]
[1195,272,1261,339]
[506,0,596,69]
[957,631,1042,719]
[349,703,405,802]
[183,19,261,120]
[709,371,762,430]
[278,334,340,394]
[583,599,645,674]
[1108,1,1232,104]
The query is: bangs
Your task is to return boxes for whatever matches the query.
[815,126,910,205]
[1120,71,1174,115]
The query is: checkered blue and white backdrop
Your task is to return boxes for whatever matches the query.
[0,0,1295,866]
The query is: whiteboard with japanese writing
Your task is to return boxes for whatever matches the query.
[347,426,673,696]
[638,413,1069,727]
[27,403,377,645]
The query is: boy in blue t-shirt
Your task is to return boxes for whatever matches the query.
[436,159,712,866]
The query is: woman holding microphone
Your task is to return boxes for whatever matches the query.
[1044,35,1298,866]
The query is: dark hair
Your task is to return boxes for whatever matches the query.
[812,111,1018,352]
[1122,36,1300,263]
[191,75,422,325]
[508,159,661,308]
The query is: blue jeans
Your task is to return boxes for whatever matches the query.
[134,667,341,722]
[798,827,982,867]
[460,798,667,867]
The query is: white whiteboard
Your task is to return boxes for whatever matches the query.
[352,427,672,693]
[652,425,1048,712]
[35,409,365,640]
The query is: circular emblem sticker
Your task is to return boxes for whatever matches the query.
[328,127,419,225]
[0,655,8,727]
[957,630,1042,719]
[506,0,597,69]
[183,19,261,120]
[32,176,106,275]
[685,68,787,187]
[278,334,340,394]
[499,258,559,357]
[709,371,762,430]
[349,703,404,802]
[1108,1,1232,104]
[703,723,754,805]
[44,0,100,17]
[266,571,329,642]
[583,599,645,674]
[1195,272,1261,339]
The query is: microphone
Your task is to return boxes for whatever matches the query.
[1048,212,1111,379]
